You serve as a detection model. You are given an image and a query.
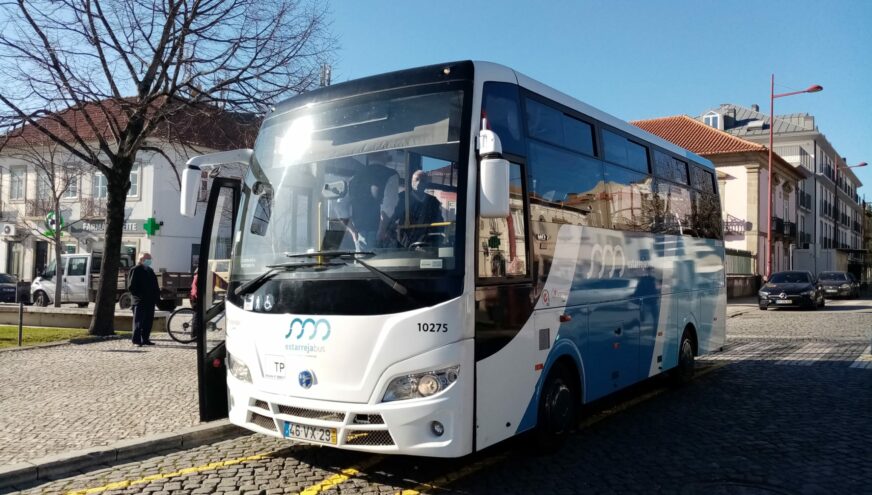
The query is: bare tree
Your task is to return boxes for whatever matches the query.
[3,139,85,307]
[0,0,333,335]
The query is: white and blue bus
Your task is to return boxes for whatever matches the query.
[181,61,726,458]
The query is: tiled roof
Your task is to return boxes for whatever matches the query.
[699,104,813,137]
[1,98,259,151]
[631,115,766,155]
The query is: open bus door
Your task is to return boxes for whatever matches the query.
[195,178,240,421]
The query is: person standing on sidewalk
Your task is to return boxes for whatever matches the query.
[128,253,160,346]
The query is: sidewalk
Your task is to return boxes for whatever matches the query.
[0,332,242,489]
[727,296,758,318]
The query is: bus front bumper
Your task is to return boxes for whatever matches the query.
[227,376,471,458]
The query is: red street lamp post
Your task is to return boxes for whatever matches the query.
[767,76,823,279]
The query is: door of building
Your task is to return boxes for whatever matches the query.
[33,241,49,280]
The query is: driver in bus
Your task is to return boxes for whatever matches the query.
[387,169,444,248]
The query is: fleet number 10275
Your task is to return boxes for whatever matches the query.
[418,323,447,333]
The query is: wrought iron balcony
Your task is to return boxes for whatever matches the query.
[81,198,108,219]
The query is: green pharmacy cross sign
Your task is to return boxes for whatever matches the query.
[143,217,161,236]
[44,211,64,237]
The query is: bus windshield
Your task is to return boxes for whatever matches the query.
[230,85,467,313]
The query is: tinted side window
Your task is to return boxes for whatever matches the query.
[602,130,650,174]
[478,163,528,279]
[694,190,723,239]
[526,99,563,146]
[604,164,653,232]
[653,150,689,184]
[528,141,607,227]
[525,98,594,156]
[482,83,526,157]
[654,181,694,235]
[691,166,715,193]
[602,129,628,167]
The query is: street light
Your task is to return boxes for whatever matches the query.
[767,75,823,279]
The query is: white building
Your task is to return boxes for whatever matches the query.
[0,102,254,280]
[633,115,809,277]
[699,104,864,276]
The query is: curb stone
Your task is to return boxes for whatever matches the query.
[0,420,247,492]
[0,334,126,353]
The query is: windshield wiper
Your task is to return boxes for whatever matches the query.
[284,250,412,299]
[234,261,342,297]
[284,250,374,259]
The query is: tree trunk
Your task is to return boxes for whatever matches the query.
[88,170,129,335]
[53,202,63,308]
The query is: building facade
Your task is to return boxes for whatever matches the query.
[0,102,255,281]
[698,104,864,277]
[633,115,809,277]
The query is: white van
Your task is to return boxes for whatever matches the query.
[30,253,132,307]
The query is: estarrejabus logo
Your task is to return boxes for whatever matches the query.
[285,318,331,340]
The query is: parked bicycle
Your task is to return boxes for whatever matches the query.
[166,300,224,344]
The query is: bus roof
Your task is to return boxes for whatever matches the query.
[471,61,714,171]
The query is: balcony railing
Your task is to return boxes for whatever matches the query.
[771,217,784,237]
[81,198,108,219]
[774,145,813,171]
[25,199,54,218]
[785,221,797,239]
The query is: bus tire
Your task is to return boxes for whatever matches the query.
[533,363,578,452]
[118,292,132,310]
[33,290,49,307]
[673,329,696,385]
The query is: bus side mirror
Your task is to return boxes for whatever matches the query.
[478,129,510,218]
[181,167,200,218]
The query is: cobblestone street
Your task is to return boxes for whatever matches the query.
[4,297,869,494]
[0,334,199,465]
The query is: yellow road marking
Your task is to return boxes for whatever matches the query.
[298,455,384,495]
[66,363,731,495]
[65,451,275,495]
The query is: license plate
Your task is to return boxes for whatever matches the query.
[775,299,792,305]
[826,289,837,293]
[283,421,337,444]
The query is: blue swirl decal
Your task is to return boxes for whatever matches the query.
[285,318,331,341]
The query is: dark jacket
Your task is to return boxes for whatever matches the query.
[128,264,160,306]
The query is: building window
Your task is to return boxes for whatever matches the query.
[37,172,52,198]
[127,164,140,197]
[10,167,25,200]
[703,111,720,129]
[63,169,78,198]
[93,172,108,198]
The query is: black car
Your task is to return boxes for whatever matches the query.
[758,271,824,310]
[817,271,859,299]
[0,273,22,303]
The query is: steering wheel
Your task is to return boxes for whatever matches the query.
[407,233,447,251]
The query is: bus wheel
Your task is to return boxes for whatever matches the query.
[533,364,577,451]
[673,332,696,385]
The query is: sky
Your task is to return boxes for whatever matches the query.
[329,0,872,196]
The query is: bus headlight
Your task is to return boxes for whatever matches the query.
[382,366,459,402]
[227,353,252,383]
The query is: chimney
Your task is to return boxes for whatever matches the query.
[751,104,760,112]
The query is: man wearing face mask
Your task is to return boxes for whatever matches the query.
[391,169,444,248]
[128,253,160,347]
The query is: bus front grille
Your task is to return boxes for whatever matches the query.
[344,430,394,446]
[252,399,270,411]
[249,412,277,432]
[276,405,345,422]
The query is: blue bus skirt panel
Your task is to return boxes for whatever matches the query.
[515,330,586,434]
